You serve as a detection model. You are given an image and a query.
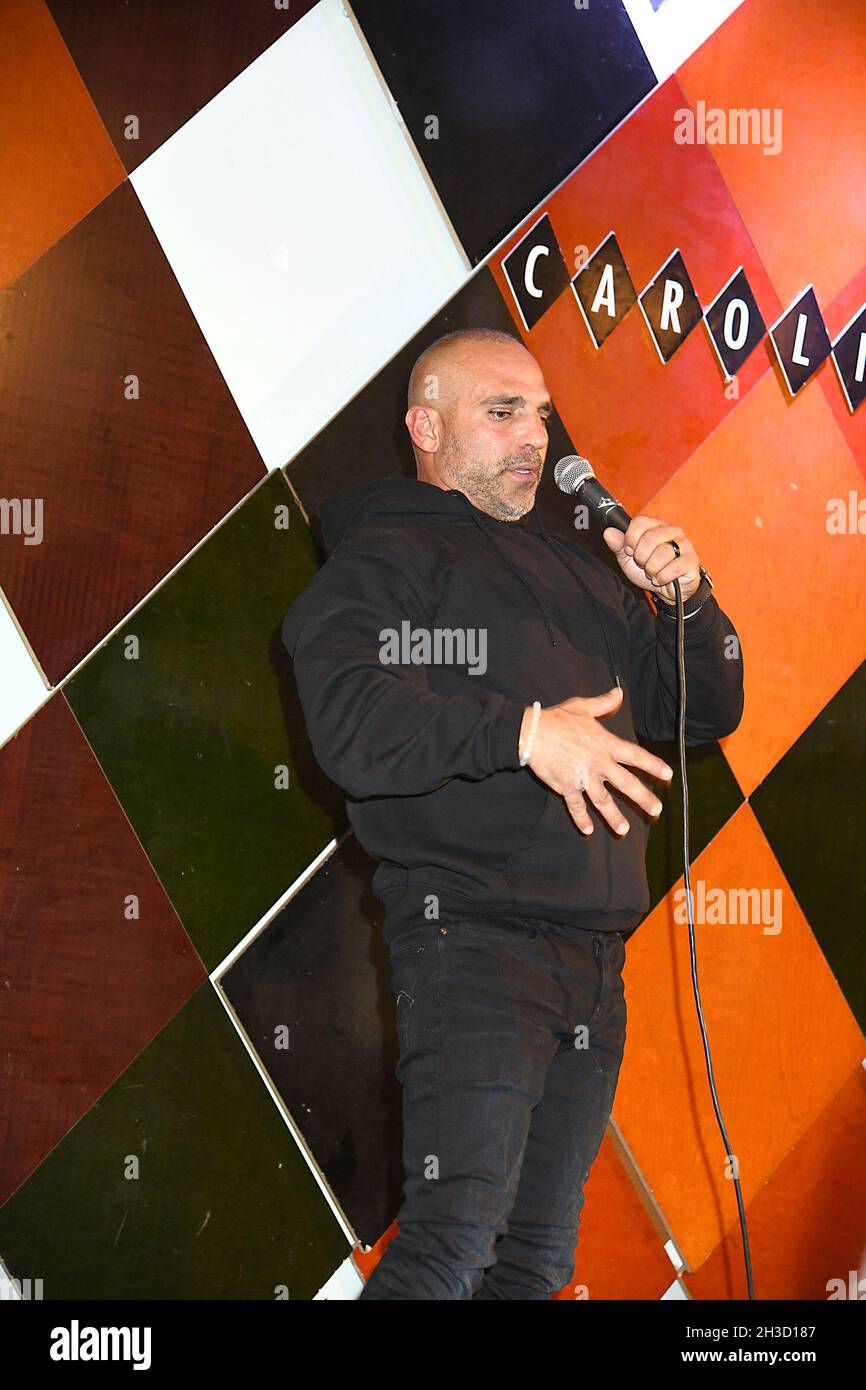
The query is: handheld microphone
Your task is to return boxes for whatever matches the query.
[553,454,631,533]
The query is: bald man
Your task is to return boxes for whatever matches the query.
[282,327,744,1299]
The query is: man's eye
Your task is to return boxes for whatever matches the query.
[489,409,510,420]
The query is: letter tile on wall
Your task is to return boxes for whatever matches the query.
[819,261,866,481]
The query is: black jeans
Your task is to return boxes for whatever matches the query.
[360,909,627,1300]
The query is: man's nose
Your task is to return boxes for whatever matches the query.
[520,417,548,451]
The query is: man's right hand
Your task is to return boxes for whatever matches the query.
[519,687,674,837]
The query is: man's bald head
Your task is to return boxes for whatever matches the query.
[407,328,524,415]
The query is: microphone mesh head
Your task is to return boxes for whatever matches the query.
[554,454,594,494]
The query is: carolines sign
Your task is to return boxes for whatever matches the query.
[502,215,865,414]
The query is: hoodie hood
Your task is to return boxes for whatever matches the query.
[320,476,471,553]
[319,475,620,680]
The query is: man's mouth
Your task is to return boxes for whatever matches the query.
[508,463,539,479]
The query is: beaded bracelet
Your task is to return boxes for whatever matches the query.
[519,700,542,767]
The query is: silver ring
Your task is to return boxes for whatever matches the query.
[669,539,681,559]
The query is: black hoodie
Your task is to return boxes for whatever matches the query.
[281,477,744,941]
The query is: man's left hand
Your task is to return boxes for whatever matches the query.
[603,516,701,603]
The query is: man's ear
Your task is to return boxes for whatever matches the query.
[405,404,441,455]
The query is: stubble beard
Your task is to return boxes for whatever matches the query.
[441,435,542,521]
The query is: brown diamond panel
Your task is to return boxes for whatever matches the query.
[0,180,265,682]
[0,692,206,1206]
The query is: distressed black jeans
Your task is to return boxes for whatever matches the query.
[359,910,627,1300]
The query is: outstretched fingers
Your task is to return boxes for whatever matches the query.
[565,761,630,837]
[603,761,664,821]
[608,734,673,783]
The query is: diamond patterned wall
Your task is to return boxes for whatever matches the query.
[1,0,863,1300]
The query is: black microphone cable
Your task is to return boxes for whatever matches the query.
[669,572,755,1300]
